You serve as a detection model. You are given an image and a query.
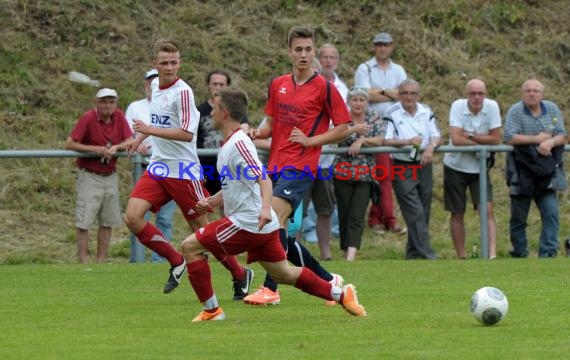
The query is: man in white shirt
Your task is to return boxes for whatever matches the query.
[354,31,407,235]
[125,68,176,263]
[443,79,501,259]
[383,79,441,259]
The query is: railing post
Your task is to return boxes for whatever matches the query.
[478,147,489,259]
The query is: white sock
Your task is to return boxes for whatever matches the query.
[203,294,219,310]
[331,286,342,302]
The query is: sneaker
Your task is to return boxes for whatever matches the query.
[340,284,366,316]
[192,307,226,322]
[370,224,385,235]
[243,286,280,305]
[163,260,187,294]
[387,225,407,235]
[233,267,255,300]
[325,273,345,305]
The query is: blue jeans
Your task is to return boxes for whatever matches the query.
[510,190,559,257]
[130,200,176,263]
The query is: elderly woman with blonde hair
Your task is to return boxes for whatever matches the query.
[333,87,385,260]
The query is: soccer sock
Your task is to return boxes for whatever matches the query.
[187,257,214,303]
[294,267,333,301]
[136,222,183,266]
[261,228,289,292]
[263,273,278,292]
[212,254,245,281]
[287,237,333,282]
[202,294,219,311]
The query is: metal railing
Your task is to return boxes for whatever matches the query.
[2,145,568,260]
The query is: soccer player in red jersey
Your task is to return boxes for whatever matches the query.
[245,26,353,305]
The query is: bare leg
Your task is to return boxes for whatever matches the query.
[345,246,357,261]
[450,213,466,259]
[316,214,332,260]
[96,226,112,263]
[76,228,89,263]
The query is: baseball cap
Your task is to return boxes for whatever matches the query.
[96,88,118,98]
[144,68,159,80]
[373,32,393,44]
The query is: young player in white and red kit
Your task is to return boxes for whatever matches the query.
[125,39,252,296]
[181,88,365,321]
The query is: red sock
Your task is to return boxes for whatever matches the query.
[136,222,183,266]
[187,258,214,302]
[213,254,245,280]
[294,267,333,300]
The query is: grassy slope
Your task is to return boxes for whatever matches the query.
[0,0,569,263]
[1,260,570,359]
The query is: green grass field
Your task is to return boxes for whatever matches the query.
[1,258,569,359]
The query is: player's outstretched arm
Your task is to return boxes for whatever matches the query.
[257,176,273,230]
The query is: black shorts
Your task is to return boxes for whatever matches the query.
[271,169,314,216]
[443,165,493,213]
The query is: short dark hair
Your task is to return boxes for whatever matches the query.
[217,88,248,122]
[206,69,232,86]
[287,26,314,48]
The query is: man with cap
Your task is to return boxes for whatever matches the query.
[125,69,177,263]
[354,31,407,236]
[65,88,133,263]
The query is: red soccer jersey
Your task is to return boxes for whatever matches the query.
[70,108,133,174]
[265,73,350,175]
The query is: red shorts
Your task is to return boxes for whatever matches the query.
[195,218,285,264]
[130,171,210,221]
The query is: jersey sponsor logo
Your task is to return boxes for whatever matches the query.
[279,87,287,94]
[151,113,171,127]
[187,209,196,215]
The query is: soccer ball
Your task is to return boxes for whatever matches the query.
[470,287,508,326]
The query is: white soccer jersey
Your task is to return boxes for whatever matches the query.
[217,129,279,233]
[125,98,153,148]
[149,77,201,179]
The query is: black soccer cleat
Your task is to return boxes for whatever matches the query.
[233,267,254,300]
[163,260,187,294]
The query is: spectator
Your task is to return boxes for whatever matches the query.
[124,39,251,296]
[301,43,348,260]
[65,88,133,263]
[333,87,384,260]
[125,68,176,263]
[354,31,407,236]
[181,88,365,321]
[443,79,501,259]
[196,69,249,201]
[504,79,567,257]
[245,26,349,306]
[383,79,441,259]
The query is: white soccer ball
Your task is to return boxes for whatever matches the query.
[470,287,508,326]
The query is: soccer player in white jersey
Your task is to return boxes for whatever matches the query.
[125,39,252,296]
[180,88,365,321]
